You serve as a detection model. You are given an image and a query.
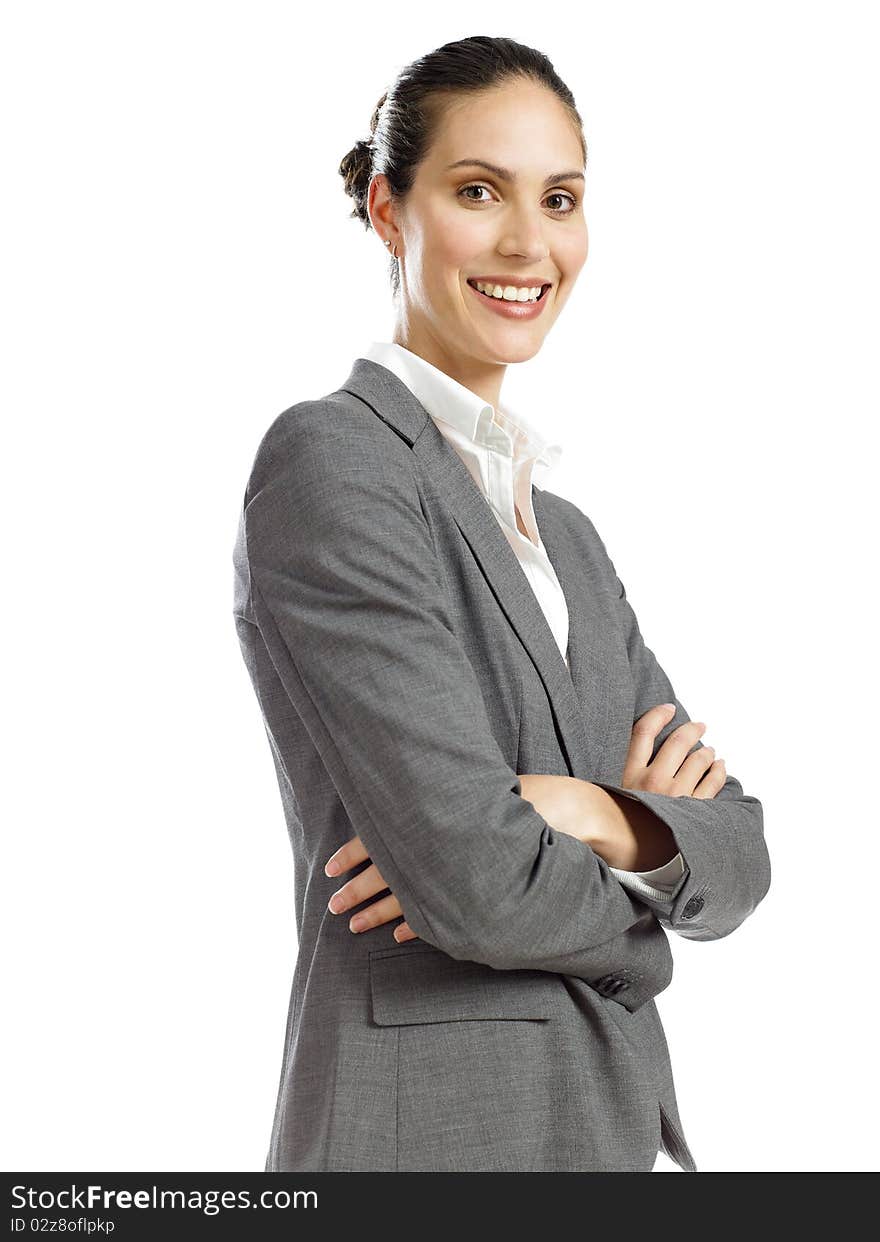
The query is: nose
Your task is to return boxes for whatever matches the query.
[497,208,550,263]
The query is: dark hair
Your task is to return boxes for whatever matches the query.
[338,35,587,298]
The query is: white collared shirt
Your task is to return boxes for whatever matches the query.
[361,340,686,903]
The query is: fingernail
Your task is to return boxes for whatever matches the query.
[328,894,345,913]
[350,915,367,932]
[325,860,339,877]
[663,703,675,712]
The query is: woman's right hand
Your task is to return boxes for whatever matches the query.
[624,703,726,799]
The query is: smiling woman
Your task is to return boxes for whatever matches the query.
[234,33,770,1175]
[336,39,590,399]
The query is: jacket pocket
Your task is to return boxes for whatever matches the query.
[369,943,561,1025]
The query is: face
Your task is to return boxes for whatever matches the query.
[369,79,589,386]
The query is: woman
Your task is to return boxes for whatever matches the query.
[232,34,771,1173]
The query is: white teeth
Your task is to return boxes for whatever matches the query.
[473,281,544,302]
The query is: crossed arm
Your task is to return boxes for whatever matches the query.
[325,705,726,941]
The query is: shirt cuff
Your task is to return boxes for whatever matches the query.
[609,851,687,903]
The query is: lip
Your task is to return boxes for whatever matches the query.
[466,278,552,320]
[469,276,553,289]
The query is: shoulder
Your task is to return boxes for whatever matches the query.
[535,484,622,593]
[245,394,416,506]
[535,483,604,548]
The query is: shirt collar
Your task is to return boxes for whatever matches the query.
[360,340,564,477]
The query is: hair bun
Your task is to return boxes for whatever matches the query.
[338,138,374,224]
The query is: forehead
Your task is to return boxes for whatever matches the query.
[427,81,581,166]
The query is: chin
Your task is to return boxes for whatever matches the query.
[488,335,547,364]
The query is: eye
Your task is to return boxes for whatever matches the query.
[545,191,578,215]
[458,184,492,204]
[457,184,579,216]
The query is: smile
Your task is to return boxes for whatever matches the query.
[466,279,552,320]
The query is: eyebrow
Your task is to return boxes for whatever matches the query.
[444,158,585,187]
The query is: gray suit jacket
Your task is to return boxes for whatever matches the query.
[232,356,771,1173]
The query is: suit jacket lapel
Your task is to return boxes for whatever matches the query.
[531,488,611,776]
[336,357,598,780]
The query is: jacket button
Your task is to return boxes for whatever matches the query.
[596,974,630,996]
[681,894,704,920]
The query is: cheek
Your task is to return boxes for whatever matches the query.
[428,201,486,267]
[560,231,588,279]
[574,225,589,271]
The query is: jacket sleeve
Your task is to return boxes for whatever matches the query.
[241,401,673,993]
[579,513,772,942]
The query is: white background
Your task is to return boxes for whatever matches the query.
[3,1,877,1173]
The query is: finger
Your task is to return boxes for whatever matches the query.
[327,862,390,916]
[347,892,405,934]
[624,703,677,779]
[692,758,727,800]
[645,720,707,790]
[673,745,716,797]
[393,922,419,943]
[325,834,369,878]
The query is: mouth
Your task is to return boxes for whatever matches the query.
[466,279,552,304]
[465,278,553,320]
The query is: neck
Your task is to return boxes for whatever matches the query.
[391,322,507,412]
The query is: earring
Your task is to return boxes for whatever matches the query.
[383,239,399,259]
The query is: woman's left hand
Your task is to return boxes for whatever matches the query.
[324,836,419,943]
